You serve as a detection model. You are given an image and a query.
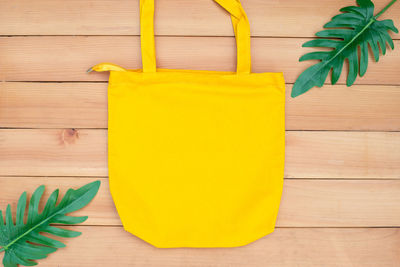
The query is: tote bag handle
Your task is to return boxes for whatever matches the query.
[140,0,252,74]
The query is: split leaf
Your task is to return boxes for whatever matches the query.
[0,181,101,267]
[292,0,398,97]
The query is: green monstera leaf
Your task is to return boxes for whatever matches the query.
[0,181,101,267]
[292,0,398,97]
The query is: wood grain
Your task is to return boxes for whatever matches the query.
[1,177,400,227]
[0,129,108,177]
[0,129,399,178]
[1,226,399,267]
[0,82,108,129]
[0,0,399,38]
[1,0,399,265]
[2,82,400,130]
[0,36,399,84]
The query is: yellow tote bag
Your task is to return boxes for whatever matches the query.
[89,0,285,248]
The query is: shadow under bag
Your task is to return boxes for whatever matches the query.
[90,0,285,248]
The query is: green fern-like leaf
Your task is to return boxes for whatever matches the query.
[291,0,398,97]
[0,181,101,267]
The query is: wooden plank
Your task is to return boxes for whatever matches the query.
[0,130,399,178]
[285,131,400,179]
[0,82,108,129]
[0,36,399,85]
[1,225,399,266]
[0,0,399,38]
[2,82,400,130]
[1,177,400,227]
[0,129,108,177]
[279,179,400,227]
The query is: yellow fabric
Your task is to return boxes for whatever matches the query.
[91,0,285,248]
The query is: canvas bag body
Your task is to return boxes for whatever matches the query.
[91,0,285,248]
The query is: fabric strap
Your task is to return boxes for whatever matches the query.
[140,0,252,74]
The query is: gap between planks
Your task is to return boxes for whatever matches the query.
[1,82,400,131]
[0,0,398,38]
[0,36,399,85]
[1,177,400,227]
[1,129,399,178]
[1,226,399,267]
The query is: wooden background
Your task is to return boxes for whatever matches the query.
[1,0,400,266]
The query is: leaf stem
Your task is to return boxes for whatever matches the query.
[1,187,93,251]
[318,18,375,72]
[375,0,398,19]
[2,206,68,251]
